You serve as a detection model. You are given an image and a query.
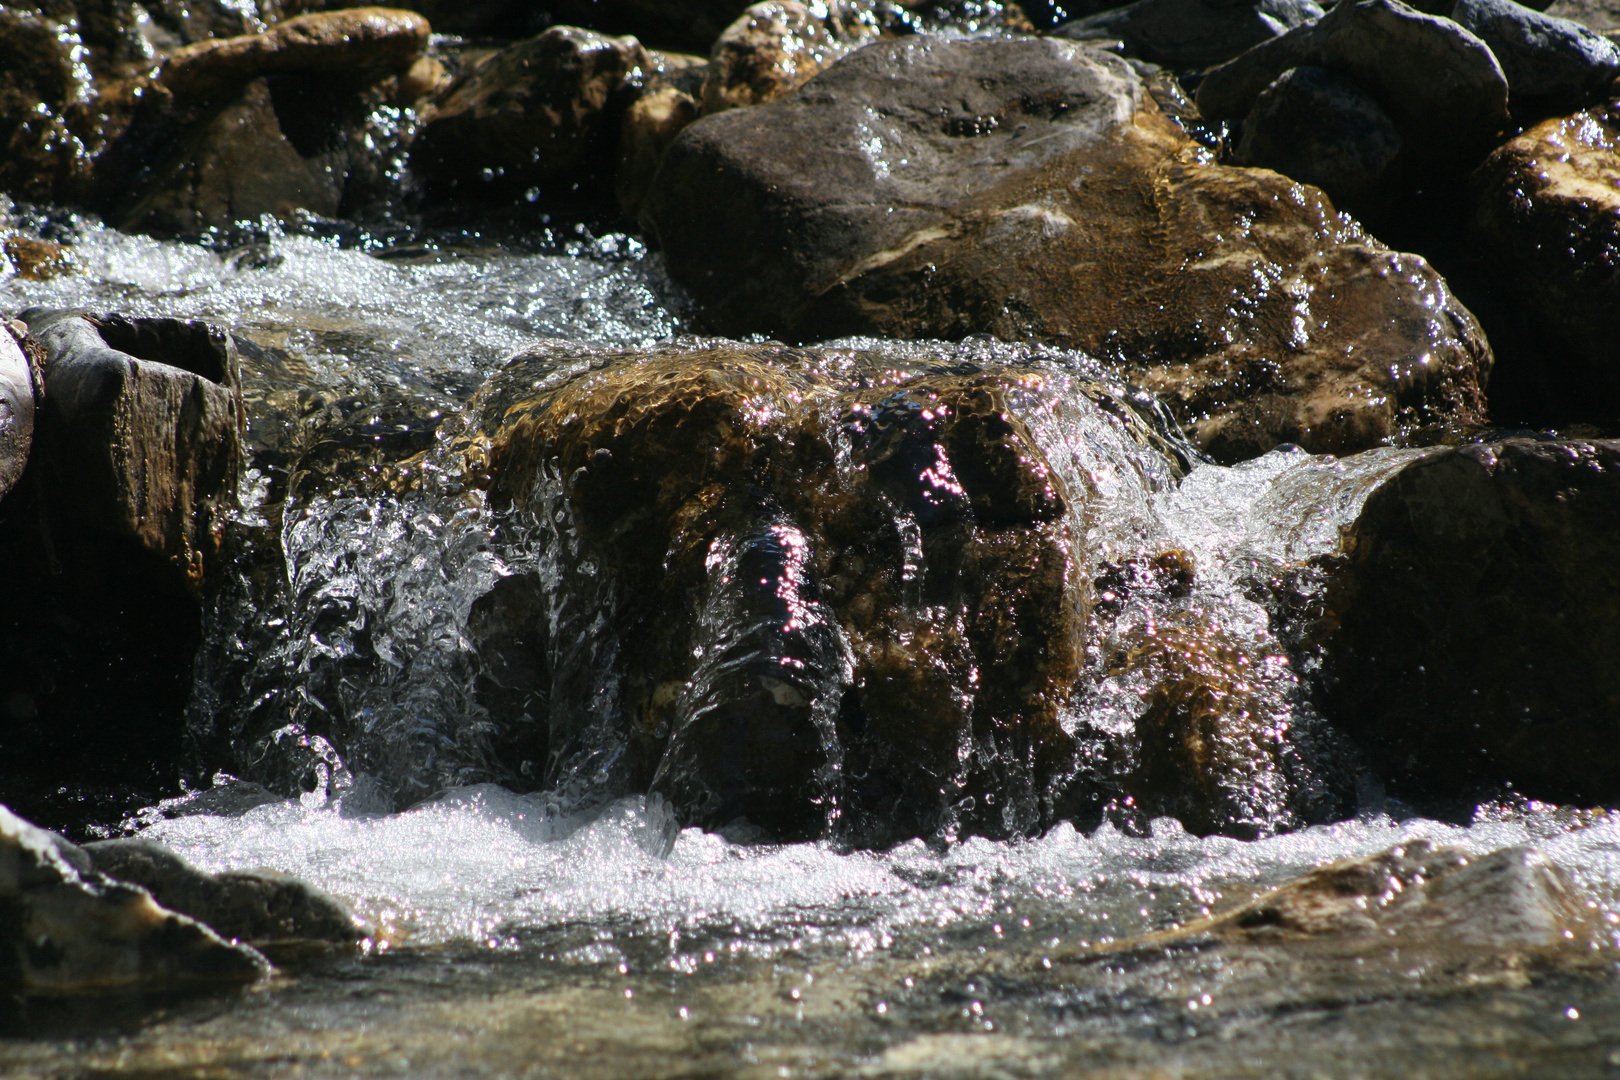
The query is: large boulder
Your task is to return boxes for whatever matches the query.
[412,26,652,202]
[1053,0,1325,69]
[0,805,267,993]
[642,36,1492,462]
[1470,100,1620,420]
[461,340,1307,844]
[1324,439,1620,802]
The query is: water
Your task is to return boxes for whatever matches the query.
[5,204,1620,1076]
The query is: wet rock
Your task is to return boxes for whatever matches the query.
[464,340,1305,844]
[1470,102,1620,420]
[2,235,77,280]
[1325,439,1620,802]
[0,805,267,993]
[1546,0,1620,29]
[23,310,242,584]
[1053,0,1324,69]
[0,325,34,504]
[616,58,708,216]
[85,839,363,950]
[412,26,652,201]
[643,36,1492,462]
[1450,0,1620,119]
[0,11,96,204]
[702,0,889,113]
[1181,840,1597,948]
[159,7,431,100]
[541,0,759,53]
[1232,65,1402,218]
[1197,0,1511,178]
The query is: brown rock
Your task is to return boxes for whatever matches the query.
[1471,101,1620,418]
[3,235,78,280]
[413,26,652,201]
[160,7,431,99]
[1325,439,1620,802]
[0,11,96,203]
[616,61,707,216]
[701,0,886,113]
[24,310,242,587]
[643,36,1492,463]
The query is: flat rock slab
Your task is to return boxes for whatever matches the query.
[1326,439,1620,802]
[160,7,431,99]
[644,35,1492,462]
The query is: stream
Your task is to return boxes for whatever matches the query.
[5,199,1620,1078]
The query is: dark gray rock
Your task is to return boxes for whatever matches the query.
[0,805,267,993]
[413,26,652,201]
[1054,0,1324,69]
[85,839,363,948]
[0,324,34,504]
[643,35,1491,462]
[1197,0,1511,175]
[1325,439,1620,802]
[1234,64,1402,216]
[1450,0,1620,119]
[23,310,241,587]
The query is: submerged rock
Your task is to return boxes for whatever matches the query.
[1325,439,1620,802]
[412,26,652,201]
[85,839,363,950]
[1470,101,1620,419]
[1197,0,1511,178]
[459,340,1311,845]
[644,36,1492,462]
[1053,0,1324,69]
[0,805,266,993]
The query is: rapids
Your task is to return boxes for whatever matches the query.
[5,200,1620,1077]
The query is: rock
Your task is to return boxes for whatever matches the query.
[0,805,267,993]
[0,325,34,504]
[1233,65,1402,218]
[1053,0,1324,69]
[643,36,1492,462]
[23,310,242,585]
[2,235,77,280]
[1450,0,1620,119]
[412,26,652,201]
[1190,841,1597,949]
[540,0,758,53]
[1324,439,1620,802]
[159,8,431,100]
[702,0,889,113]
[1197,0,1511,177]
[1546,0,1620,29]
[0,11,96,204]
[616,59,708,216]
[1470,101,1620,419]
[463,339,1306,844]
[85,839,363,949]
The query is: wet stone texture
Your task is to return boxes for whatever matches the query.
[1471,99,1620,421]
[643,35,1492,464]
[461,341,1314,845]
[1325,439,1620,804]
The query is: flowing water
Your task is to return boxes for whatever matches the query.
[6,199,1620,1077]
